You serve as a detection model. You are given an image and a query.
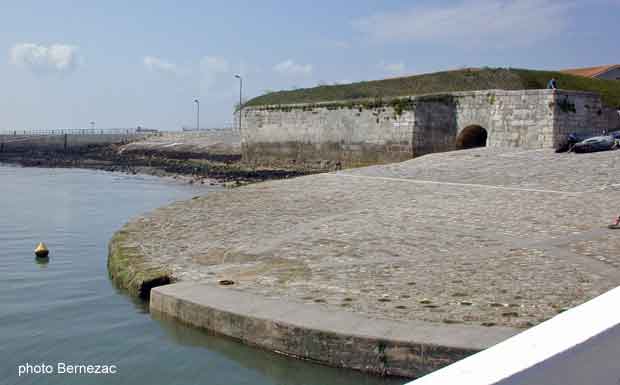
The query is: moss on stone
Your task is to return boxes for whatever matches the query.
[107,228,172,299]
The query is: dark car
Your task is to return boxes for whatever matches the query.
[572,135,615,153]
[556,132,592,153]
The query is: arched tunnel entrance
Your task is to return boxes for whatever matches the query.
[456,125,488,149]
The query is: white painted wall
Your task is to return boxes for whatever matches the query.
[406,286,620,385]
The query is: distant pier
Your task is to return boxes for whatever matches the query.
[0,128,152,153]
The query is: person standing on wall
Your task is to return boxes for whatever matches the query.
[547,77,558,90]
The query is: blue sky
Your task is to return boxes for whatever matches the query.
[1,0,618,130]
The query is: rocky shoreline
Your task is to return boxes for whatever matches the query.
[0,142,322,186]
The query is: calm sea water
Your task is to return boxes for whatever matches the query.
[0,165,401,385]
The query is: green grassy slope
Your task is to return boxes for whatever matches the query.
[245,68,620,108]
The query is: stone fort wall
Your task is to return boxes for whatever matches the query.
[240,89,620,165]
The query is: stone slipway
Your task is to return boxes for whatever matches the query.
[119,130,241,159]
[109,147,620,377]
[150,282,518,377]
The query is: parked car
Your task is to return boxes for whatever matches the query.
[572,135,615,153]
[556,132,592,153]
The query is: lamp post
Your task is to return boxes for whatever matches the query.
[90,121,95,131]
[193,99,200,131]
[234,74,243,132]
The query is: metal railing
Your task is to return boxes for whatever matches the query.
[0,128,147,136]
[181,127,235,132]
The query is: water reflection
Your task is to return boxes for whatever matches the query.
[34,256,49,267]
[151,310,403,385]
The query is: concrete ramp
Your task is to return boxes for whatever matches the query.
[112,147,620,377]
[150,282,518,378]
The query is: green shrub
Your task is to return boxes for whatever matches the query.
[245,68,620,108]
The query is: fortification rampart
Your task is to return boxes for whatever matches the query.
[240,90,620,165]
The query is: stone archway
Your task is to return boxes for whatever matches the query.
[456,125,488,149]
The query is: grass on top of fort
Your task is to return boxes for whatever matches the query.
[245,68,620,109]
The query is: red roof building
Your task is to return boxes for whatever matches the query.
[561,65,620,81]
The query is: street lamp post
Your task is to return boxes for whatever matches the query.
[193,99,200,131]
[234,74,243,132]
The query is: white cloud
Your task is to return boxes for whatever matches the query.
[201,56,229,73]
[354,0,572,47]
[380,61,406,76]
[200,56,229,89]
[10,43,80,73]
[144,56,179,75]
[273,59,313,76]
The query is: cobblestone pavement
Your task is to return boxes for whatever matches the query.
[120,147,620,328]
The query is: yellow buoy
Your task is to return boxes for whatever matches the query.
[34,242,49,258]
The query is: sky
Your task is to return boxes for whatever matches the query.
[1,0,618,131]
